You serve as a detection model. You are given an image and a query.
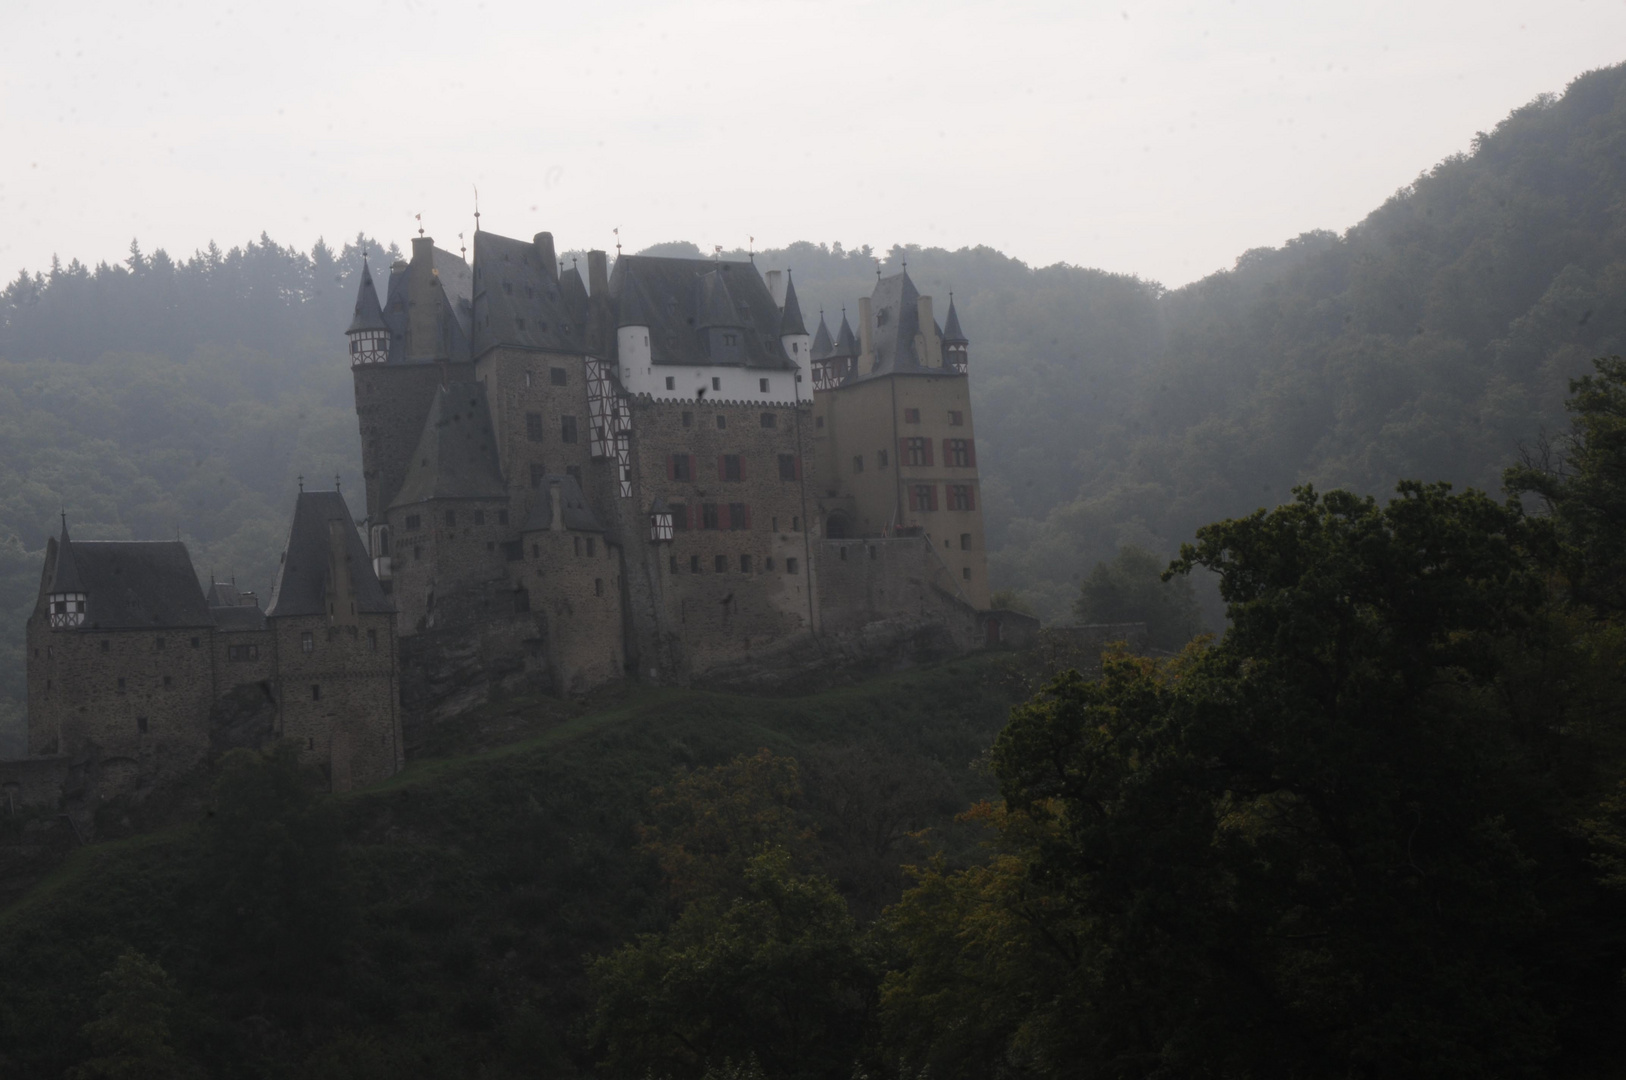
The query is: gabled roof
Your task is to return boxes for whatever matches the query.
[831,310,858,358]
[48,536,213,629]
[205,580,249,607]
[606,254,797,370]
[469,230,590,357]
[347,262,388,334]
[265,491,392,618]
[391,382,507,509]
[943,294,967,343]
[867,269,922,377]
[212,605,267,633]
[810,312,833,361]
[520,474,606,533]
[779,272,808,337]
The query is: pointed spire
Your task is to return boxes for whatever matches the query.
[779,270,808,337]
[811,310,834,361]
[832,308,859,358]
[347,261,388,334]
[48,516,85,595]
[943,291,967,343]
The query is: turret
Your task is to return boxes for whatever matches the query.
[826,308,859,386]
[778,271,811,371]
[810,310,835,390]
[346,260,389,366]
[46,518,86,628]
[942,292,969,373]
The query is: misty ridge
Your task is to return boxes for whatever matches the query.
[1,60,1625,757]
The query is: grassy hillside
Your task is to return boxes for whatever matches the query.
[0,655,1030,1079]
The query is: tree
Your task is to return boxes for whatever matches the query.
[68,950,202,1080]
[881,482,1626,1077]
[1072,544,1203,650]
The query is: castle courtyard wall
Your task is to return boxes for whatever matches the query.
[270,613,401,792]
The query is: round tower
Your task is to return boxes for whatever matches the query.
[778,270,811,370]
[347,260,390,365]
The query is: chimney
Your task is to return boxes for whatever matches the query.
[917,295,940,367]
[858,296,874,374]
[765,270,784,307]
[587,250,609,297]
[534,232,558,282]
[407,236,440,361]
[548,482,565,532]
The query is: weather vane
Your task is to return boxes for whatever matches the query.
[473,185,481,232]
[614,226,621,257]
[415,213,424,238]
[748,235,754,263]
[459,232,466,260]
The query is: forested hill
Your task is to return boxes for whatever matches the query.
[2,62,1625,743]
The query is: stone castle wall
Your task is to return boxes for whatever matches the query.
[353,360,476,521]
[270,612,402,792]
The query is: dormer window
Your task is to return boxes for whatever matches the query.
[723,333,738,347]
[48,592,87,628]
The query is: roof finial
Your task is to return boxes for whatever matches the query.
[459,232,466,260]
[748,235,754,263]
[298,474,304,492]
[335,474,342,493]
[415,213,424,238]
[713,245,723,260]
[614,226,621,258]
[473,185,481,232]
[558,258,565,275]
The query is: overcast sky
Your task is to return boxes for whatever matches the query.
[4,0,1624,289]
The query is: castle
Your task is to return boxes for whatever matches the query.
[7,229,1032,812]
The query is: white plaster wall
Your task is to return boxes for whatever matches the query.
[616,324,804,405]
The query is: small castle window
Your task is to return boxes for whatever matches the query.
[949,484,975,511]
[405,514,421,530]
[586,538,596,557]
[716,415,726,430]
[948,439,972,467]
[949,410,964,426]
[963,567,972,580]
[760,412,776,428]
[759,379,770,393]
[690,555,701,572]
[740,555,752,573]
[311,684,321,701]
[527,413,544,441]
[190,637,200,648]
[786,557,799,574]
[904,408,921,423]
[301,632,315,654]
[712,377,721,391]
[101,640,110,652]
[961,533,972,550]
[682,412,693,428]
[723,455,743,481]
[815,416,824,428]
[137,716,148,734]
[723,334,738,347]
[878,449,890,467]
[715,555,728,573]
[561,416,578,443]
[163,676,173,689]
[117,677,126,691]
[672,454,692,481]
[155,636,165,651]
[551,367,568,386]
[765,557,774,570]
[595,578,604,596]
[666,377,676,391]
[670,503,689,530]
[853,455,865,473]
[702,504,720,530]
[473,510,485,526]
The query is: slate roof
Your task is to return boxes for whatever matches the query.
[943,294,967,343]
[810,312,833,361]
[520,475,606,533]
[265,491,393,618]
[779,272,808,337]
[469,230,590,356]
[347,262,388,334]
[50,536,213,630]
[204,580,246,607]
[391,382,507,509]
[866,270,923,377]
[47,522,85,594]
[212,605,267,633]
[831,310,858,358]
[606,254,797,370]
[379,246,473,363]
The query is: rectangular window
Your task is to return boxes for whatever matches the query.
[786,557,799,574]
[413,545,422,561]
[670,555,680,574]
[815,415,825,428]
[690,554,701,573]
[728,503,749,531]
[137,716,148,733]
[163,675,173,688]
[759,378,770,393]
[963,567,972,580]
[715,414,727,430]
[227,644,260,661]
[101,639,110,652]
[682,411,693,428]
[760,412,776,428]
[117,677,126,691]
[852,455,864,473]
[722,454,743,481]
[445,509,457,526]
[595,578,604,596]
[561,416,578,443]
[586,538,596,557]
[551,367,568,386]
[311,684,321,701]
[665,376,676,390]
[779,454,799,481]
[405,513,422,530]
[961,533,972,550]
[368,629,378,651]
[910,484,938,512]
[946,439,969,467]
[904,407,920,423]
[526,412,544,441]
[301,631,314,654]
[473,509,486,526]
[712,377,722,391]
[949,410,964,426]
[702,504,720,530]
[498,509,509,525]
[740,554,753,573]
[903,437,930,466]
[949,484,975,511]
[715,554,729,572]
[670,503,689,530]
[723,333,738,347]
[574,536,582,556]
[190,637,200,648]
[671,454,692,481]
[878,449,889,468]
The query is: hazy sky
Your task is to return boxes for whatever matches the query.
[4,0,1624,288]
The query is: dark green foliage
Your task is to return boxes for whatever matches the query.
[1072,544,1202,649]
[67,950,202,1080]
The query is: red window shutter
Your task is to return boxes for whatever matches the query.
[966,439,976,467]
[666,455,675,481]
[717,454,726,481]
[924,439,934,466]
[942,438,951,466]
[743,505,753,530]
[898,437,908,464]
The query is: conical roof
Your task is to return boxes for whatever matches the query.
[266,490,393,618]
[616,263,657,328]
[810,311,833,361]
[347,261,388,334]
[943,293,967,343]
[779,271,807,336]
[48,520,85,594]
[832,310,858,358]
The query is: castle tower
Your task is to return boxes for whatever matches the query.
[346,261,389,366]
[942,293,969,372]
[45,519,87,628]
[778,270,810,371]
